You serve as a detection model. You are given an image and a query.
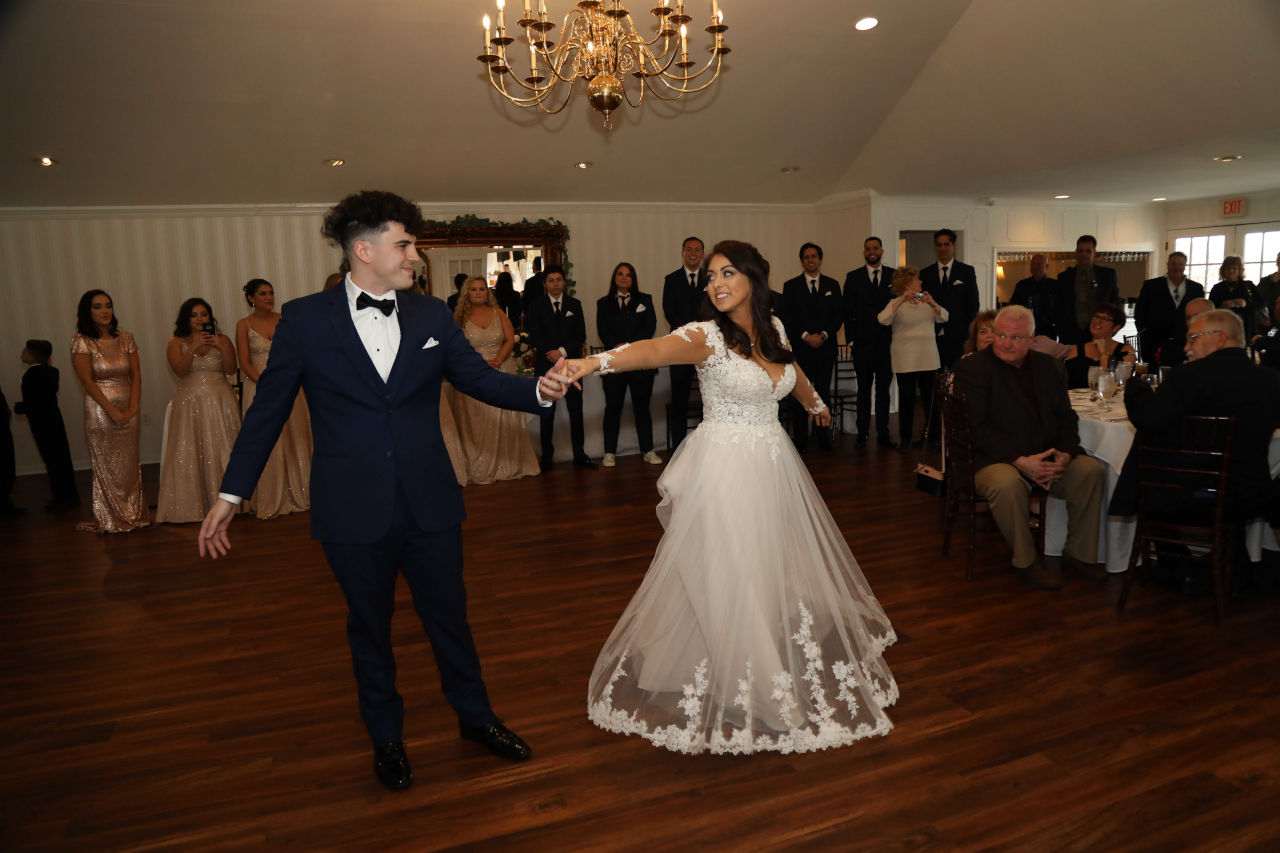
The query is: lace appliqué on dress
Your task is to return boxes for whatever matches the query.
[588,603,898,756]
[594,342,630,376]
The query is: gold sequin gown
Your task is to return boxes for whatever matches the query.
[439,383,470,486]
[241,328,312,518]
[71,332,149,532]
[155,342,242,523]
[449,315,540,485]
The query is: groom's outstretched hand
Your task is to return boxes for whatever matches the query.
[538,357,572,401]
[198,499,237,559]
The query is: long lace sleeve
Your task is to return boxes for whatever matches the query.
[595,322,713,374]
[770,315,826,415]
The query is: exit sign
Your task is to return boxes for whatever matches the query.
[1222,197,1248,217]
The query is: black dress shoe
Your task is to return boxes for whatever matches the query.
[855,435,868,448]
[460,721,532,762]
[573,456,598,469]
[539,456,553,473]
[877,436,897,449]
[373,740,413,790]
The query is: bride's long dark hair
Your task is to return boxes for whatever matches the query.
[700,240,793,364]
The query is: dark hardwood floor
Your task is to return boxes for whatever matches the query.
[2,439,1278,851]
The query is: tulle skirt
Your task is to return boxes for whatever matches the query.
[588,420,898,755]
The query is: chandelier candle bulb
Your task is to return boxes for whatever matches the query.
[482,14,490,49]
[523,0,531,14]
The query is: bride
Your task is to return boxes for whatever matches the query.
[560,240,898,755]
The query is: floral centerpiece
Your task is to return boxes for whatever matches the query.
[512,332,535,376]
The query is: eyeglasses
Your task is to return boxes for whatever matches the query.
[994,334,1029,343]
[1186,329,1223,343]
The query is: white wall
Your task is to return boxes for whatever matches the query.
[1161,187,1280,231]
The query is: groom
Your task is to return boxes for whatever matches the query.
[199,190,568,790]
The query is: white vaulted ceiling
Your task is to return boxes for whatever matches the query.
[1,0,1278,208]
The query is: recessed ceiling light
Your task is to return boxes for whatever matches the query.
[37,156,55,167]
[1151,197,1167,202]
[1213,154,1243,163]
[574,161,592,169]
[1053,194,1070,199]
[854,17,878,31]
[323,158,345,167]
[780,166,800,174]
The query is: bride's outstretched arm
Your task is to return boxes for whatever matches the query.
[560,324,713,385]
[789,360,832,427]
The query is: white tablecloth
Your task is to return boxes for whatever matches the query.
[1045,389,1280,572]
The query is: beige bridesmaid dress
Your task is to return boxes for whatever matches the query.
[241,327,312,518]
[71,332,149,533]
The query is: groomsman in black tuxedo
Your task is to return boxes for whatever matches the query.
[1053,235,1120,346]
[525,265,595,469]
[842,237,896,448]
[520,256,544,317]
[16,340,79,510]
[920,228,979,368]
[1135,250,1203,368]
[661,236,707,449]
[780,242,842,451]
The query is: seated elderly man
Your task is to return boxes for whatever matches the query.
[1118,310,1280,589]
[954,306,1107,589]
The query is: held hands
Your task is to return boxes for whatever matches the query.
[536,357,573,401]
[198,499,238,558]
[556,356,601,390]
[1015,449,1066,489]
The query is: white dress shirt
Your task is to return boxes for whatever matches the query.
[346,275,400,382]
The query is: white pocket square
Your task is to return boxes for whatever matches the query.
[824,290,835,296]
[422,337,439,349]
[635,303,647,312]
[565,310,575,318]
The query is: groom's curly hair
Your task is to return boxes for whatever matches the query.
[321,190,427,262]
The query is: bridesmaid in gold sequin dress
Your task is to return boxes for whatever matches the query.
[235,279,312,518]
[449,276,540,484]
[70,290,149,533]
[155,298,242,523]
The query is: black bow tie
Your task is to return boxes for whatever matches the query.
[356,292,395,316]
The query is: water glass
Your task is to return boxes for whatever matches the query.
[1095,373,1115,409]
[1087,365,1104,394]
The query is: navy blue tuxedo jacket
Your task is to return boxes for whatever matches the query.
[220,286,544,543]
[921,260,980,346]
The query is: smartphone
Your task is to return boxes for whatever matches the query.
[202,322,215,334]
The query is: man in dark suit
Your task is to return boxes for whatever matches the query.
[200,191,568,790]
[1119,309,1280,592]
[779,242,842,451]
[1120,309,1280,521]
[1009,253,1057,339]
[661,236,708,449]
[596,265,660,466]
[520,256,544,317]
[842,237,896,447]
[1053,235,1120,346]
[1156,297,1214,370]
[525,264,594,469]
[954,305,1106,590]
[920,228,979,368]
[15,340,79,510]
[1135,251,1203,369]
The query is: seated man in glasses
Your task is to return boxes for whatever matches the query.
[1116,309,1280,592]
[953,305,1107,590]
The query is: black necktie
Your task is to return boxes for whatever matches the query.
[356,292,395,316]
[554,299,562,318]
[940,266,950,287]
[619,294,629,309]
[689,272,697,289]
[810,280,818,296]
[872,269,878,287]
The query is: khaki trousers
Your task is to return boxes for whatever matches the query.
[974,455,1105,569]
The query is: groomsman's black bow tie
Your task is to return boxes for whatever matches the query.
[356,292,396,316]
[358,294,396,317]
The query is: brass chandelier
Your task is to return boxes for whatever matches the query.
[476,0,730,130]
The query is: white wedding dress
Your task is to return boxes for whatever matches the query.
[587,319,899,755]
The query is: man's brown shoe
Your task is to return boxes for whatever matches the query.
[1018,557,1062,590]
